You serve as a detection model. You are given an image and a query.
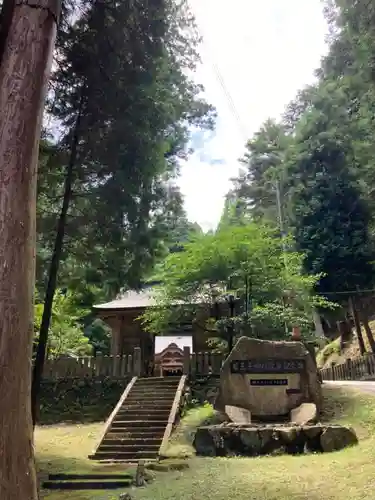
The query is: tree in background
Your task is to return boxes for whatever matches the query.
[231,119,292,227]
[290,110,375,301]
[142,224,328,353]
[32,0,215,421]
[222,0,375,352]
[34,290,92,359]
[0,0,61,497]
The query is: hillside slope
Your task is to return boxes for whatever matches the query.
[317,320,375,368]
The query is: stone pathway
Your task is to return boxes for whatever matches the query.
[324,380,375,396]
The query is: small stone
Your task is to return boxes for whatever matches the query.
[303,425,323,439]
[239,428,262,453]
[119,494,133,500]
[135,460,145,487]
[193,427,217,456]
[257,428,274,450]
[147,461,189,472]
[320,426,358,452]
[225,405,252,424]
[278,427,299,444]
[291,403,317,425]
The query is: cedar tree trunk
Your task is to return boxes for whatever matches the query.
[0,1,60,498]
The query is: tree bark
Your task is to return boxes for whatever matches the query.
[31,96,83,425]
[0,0,15,65]
[0,1,60,499]
[349,296,366,355]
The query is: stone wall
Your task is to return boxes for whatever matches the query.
[189,375,220,405]
[37,374,219,425]
[38,377,130,425]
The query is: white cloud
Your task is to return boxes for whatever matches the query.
[179,0,329,231]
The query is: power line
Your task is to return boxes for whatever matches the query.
[188,1,249,143]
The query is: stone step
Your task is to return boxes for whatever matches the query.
[92,451,159,461]
[134,384,179,390]
[115,414,169,422]
[102,437,162,446]
[116,409,170,417]
[42,480,132,490]
[130,390,177,396]
[135,379,180,385]
[111,420,166,429]
[106,430,165,439]
[123,396,174,403]
[113,414,168,423]
[99,444,160,452]
[119,402,172,410]
[48,473,133,481]
[125,396,175,403]
[136,377,181,383]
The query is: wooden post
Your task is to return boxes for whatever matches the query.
[346,358,354,380]
[133,347,141,376]
[331,362,336,381]
[135,460,145,487]
[183,346,190,375]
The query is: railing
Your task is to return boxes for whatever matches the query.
[41,347,142,379]
[183,347,225,376]
[320,353,375,381]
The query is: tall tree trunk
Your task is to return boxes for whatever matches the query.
[349,296,366,355]
[0,0,15,65]
[362,317,375,353]
[31,99,82,425]
[0,1,60,498]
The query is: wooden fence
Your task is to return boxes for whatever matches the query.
[320,353,375,381]
[41,347,224,379]
[183,347,225,376]
[41,347,142,379]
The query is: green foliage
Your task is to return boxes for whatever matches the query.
[34,290,92,358]
[142,223,331,344]
[316,338,341,368]
[84,318,111,355]
[290,124,374,298]
[36,0,215,305]
[229,119,293,228]
[222,1,375,309]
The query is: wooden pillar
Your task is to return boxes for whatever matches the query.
[107,316,121,377]
[134,346,142,376]
[183,346,191,375]
[108,316,122,357]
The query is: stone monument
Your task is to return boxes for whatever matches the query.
[215,336,322,424]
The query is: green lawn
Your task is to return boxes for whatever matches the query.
[36,386,375,500]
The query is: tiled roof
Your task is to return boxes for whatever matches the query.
[93,284,225,311]
[93,289,156,310]
[154,336,193,354]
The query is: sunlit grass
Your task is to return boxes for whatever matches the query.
[36,385,375,500]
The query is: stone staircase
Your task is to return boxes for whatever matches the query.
[89,376,184,462]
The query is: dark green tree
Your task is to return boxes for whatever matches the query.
[32,0,215,423]
[290,121,374,299]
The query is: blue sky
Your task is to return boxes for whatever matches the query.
[179,0,329,232]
